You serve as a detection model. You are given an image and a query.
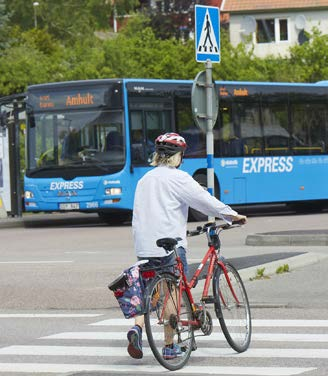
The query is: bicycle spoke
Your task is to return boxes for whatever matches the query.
[213,262,252,352]
[145,273,194,371]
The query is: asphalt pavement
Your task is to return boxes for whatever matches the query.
[1,210,328,309]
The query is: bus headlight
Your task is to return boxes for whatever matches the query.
[24,191,34,199]
[105,187,122,196]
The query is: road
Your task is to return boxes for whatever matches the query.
[0,210,327,375]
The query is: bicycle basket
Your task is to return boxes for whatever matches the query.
[108,264,145,319]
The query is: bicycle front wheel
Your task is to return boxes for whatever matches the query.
[213,261,251,352]
[144,273,194,371]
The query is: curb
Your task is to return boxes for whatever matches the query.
[238,251,328,281]
[0,219,24,229]
[246,233,328,246]
[191,252,328,301]
[0,213,101,229]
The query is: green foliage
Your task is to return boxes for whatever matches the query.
[114,0,139,17]
[2,2,328,96]
[249,267,270,281]
[288,27,328,82]
[0,0,8,27]
[0,0,10,51]
[5,0,138,34]
[276,264,290,274]
[102,24,198,79]
[4,0,32,30]
[63,37,109,80]
[0,28,66,95]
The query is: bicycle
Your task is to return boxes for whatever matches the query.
[141,221,252,371]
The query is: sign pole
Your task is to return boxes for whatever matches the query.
[205,59,214,199]
[193,5,220,221]
[206,60,215,222]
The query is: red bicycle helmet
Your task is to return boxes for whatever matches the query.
[155,132,187,156]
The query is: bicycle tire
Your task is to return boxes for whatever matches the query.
[144,273,194,371]
[213,261,251,352]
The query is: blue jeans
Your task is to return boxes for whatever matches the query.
[138,247,188,277]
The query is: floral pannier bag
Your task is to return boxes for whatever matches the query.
[108,263,145,319]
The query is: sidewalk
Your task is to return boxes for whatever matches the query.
[246,229,328,246]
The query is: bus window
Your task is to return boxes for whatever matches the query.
[131,111,146,164]
[130,106,172,164]
[291,102,327,155]
[33,114,58,167]
[216,103,244,157]
[176,95,206,158]
[262,103,290,155]
[145,110,171,151]
[235,101,262,155]
[27,109,125,172]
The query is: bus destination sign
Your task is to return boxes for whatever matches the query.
[38,92,95,109]
[27,85,122,111]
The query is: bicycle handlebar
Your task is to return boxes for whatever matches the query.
[187,220,244,237]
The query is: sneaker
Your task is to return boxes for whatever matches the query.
[127,325,143,359]
[162,343,182,359]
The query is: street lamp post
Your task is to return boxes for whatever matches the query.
[33,2,39,29]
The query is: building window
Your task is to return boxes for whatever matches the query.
[256,18,289,43]
[256,19,275,43]
[279,19,288,41]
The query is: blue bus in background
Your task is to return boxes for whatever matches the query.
[24,78,328,222]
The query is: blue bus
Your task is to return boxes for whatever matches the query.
[24,78,328,222]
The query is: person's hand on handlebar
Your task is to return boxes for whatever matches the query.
[232,214,247,225]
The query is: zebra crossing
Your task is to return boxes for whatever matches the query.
[0,314,326,375]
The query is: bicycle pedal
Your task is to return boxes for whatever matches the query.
[202,296,214,304]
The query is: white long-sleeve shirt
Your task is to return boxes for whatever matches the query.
[132,165,237,258]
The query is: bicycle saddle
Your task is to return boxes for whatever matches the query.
[156,237,177,251]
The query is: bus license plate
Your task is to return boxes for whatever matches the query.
[59,203,80,210]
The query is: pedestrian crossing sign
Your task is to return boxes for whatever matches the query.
[195,5,220,63]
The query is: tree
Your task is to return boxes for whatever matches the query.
[102,16,199,79]
[0,0,10,51]
[4,0,139,39]
[141,0,196,40]
[287,28,328,83]
[0,29,66,96]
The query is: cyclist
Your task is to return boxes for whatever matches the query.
[127,132,247,359]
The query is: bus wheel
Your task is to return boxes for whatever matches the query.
[98,211,131,225]
[188,173,208,222]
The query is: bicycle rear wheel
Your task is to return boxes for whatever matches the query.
[213,261,251,352]
[144,273,194,371]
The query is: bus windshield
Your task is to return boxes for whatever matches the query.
[27,109,125,175]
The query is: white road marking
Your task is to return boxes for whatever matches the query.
[0,363,316,375]
[0,314,103,318]
[0,261,73,264]
[90,318,328,327]
[0,345,327,359]
[42,331,328,342]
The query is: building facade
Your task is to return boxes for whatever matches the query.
[221,0,328,57]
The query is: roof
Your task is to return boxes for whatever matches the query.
[221,0,328,12]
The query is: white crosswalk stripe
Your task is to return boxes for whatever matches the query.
[0,345,327,359]
[43,331,328,342]
[0,363,316,375]
[0,317,327,375]
[90,318,328,327]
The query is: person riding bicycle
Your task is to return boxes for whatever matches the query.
[127,132,247,359]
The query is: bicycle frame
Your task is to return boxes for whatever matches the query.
[173,239,240,328]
